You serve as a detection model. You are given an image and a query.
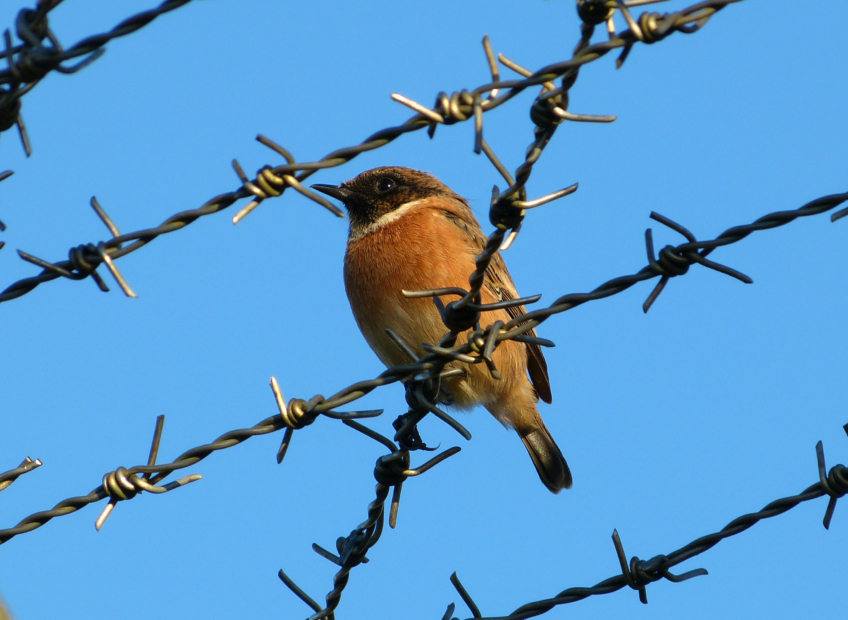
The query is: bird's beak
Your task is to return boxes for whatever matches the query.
[311,184,354,204]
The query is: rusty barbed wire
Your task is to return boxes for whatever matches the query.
[0,0,742,305]
[0,0,195,155]
[439,425,848,620]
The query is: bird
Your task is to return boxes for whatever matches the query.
[312,167,572,493]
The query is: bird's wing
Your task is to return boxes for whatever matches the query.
[483,252,552,404]
[439,202,553,404]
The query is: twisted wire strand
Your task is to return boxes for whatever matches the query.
[309,481,392,620]
[444,433,848,619]
[0,0,741,305]
[0,456,41,493]
[302,190,848,417]
[279,419,462,620]
[1,2,843,618]
[0,413,285,544]
[0,0,195,154]
[2,185,842,545]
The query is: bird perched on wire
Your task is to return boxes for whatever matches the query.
[312,167,571,493]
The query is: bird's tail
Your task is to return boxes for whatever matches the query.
[519,416,572,494]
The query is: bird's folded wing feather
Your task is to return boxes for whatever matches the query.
[439,202,553,404]
[484,253,552,404]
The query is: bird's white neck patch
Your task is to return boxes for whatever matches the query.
[349,198,426,242]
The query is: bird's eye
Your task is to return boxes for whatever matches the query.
[375,177,395,193]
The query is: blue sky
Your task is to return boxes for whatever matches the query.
[0,1,846,618]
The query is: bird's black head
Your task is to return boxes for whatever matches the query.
[312,167,461,238]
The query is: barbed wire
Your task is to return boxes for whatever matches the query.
[0,183,843,615]
[277,409,463,620]
[0,457,41,494]
[0,0,744,305]
[1,368,843,620]
[437,426,848,620]
[2,1,845,619]
[0,0,195,156]
[257,188,847,429]
[269,184,846,618]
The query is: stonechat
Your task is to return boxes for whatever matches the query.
[313,167,571,493]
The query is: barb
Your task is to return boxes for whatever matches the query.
[0,456,42,493]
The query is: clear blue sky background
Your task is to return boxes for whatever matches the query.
[0,1,846,618]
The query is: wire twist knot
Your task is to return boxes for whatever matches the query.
[68,243,103,277]
[626,554,666,591]
[530,91,567,132]
[405,379,442,413]
[823,464,848,497]
[433,90,475,124]
[489,190,525,231]
[440,299,481,333]
[282,397,321,430]
[10,10,55,83]
[613,529,707,604]
[16,9,50,47]
[638,12,671,44]
[373,451,411,487]
[248,166,287,200]
[466,328,487,354]
[101,467,142,503]
[651,244,691,278]
[336,528,373,568]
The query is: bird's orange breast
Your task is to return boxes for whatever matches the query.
[344,205,477,368]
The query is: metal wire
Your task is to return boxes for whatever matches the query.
[0,457,41,493]
[441,427,848,620]
[280,419,462,620]
[1,1,845,619]
[1,187,841,603]
[0,0,195,156]
[0,0,742,305]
